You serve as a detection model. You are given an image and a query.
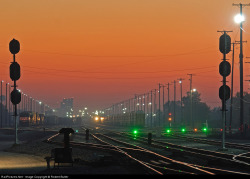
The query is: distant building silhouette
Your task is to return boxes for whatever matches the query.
[59,98,73,118]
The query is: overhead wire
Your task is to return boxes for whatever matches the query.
[19,65,217,80]
[23,45,216,58]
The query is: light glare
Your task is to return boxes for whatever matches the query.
[234,14,245,23]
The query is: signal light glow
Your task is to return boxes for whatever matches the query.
[203,128,207,132]
[194,128,198,132]
[181,128,186,132]
[166,129,171,133]
[133,130,138,134]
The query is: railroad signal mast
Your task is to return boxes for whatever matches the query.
[218,31,232,150]
[9,39,22,145]
[168,112,172,128]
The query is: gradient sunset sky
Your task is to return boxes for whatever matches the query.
[0,0,250,112]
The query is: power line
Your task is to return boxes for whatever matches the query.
[21,68,219,80]
[22,45,217,58]
[0,60,217,74]
[22,65,217,74]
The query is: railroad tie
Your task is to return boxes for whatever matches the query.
[158,160,171,165]
[150,160,161,165]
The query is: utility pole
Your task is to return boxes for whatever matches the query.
[158,83,161,127]
[112,104,115,125]
[229,42,241,135]
[158,83,166,128]
[140,95,143,111]
[187,74,193,128]
[162,84,165,127]
[166,82,171,126]
[1,80,2,128]
[233,3,250,135]
[128,98,131,125]
[230,42,236,135]
[150,90,153,128]
[143,94,146,115]
[6,82,8,127]
[134,94,136,112]
[166,83,170,112]
[154,89,157,127]
[172,80,176,124]
[158,83,166,127]
[178,78,185,125]
[146,93,149,121]
[8,83,11,126]
[134,94,137,113]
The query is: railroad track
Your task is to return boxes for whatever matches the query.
[169,133,250,150]
[47,130,212,174]
[92,132,218,175]
[85,126,250,173]
[115,130,250,167]
[45,126,250,175]
[162,133,250,164]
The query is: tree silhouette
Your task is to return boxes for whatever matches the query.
[182,90,210,128]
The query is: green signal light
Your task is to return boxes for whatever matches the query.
[133,130,138,134]
[181,128,186,132]
[166,129,171,133]
[203,128,207,132]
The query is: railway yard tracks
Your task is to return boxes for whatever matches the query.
[45,126,250,175]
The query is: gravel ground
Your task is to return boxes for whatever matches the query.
[0,129,146,175]
[2,129,109,161]
[2,128,249,175]
[157,137,248,155]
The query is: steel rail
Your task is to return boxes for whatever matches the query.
[170,133,250,150]
[45,126,250,175]
[119,131,250,164]
[93,128,250,174]
[94,133,214,175]
[90,133,164,175]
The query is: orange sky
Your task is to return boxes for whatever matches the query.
[0,0,250,112]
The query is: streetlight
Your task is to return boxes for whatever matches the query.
[178,78,184,125]
[1,80,3,128]
[234,14,245,24]
[5,82,8,127]
[235,12,245,133]
[233,3,250,135]
[23,94,26,111]
[8,83,11,126]
[39,101,43,114]
[190,88,197,129]
[30,97,33,111]
[191,88,198,130]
